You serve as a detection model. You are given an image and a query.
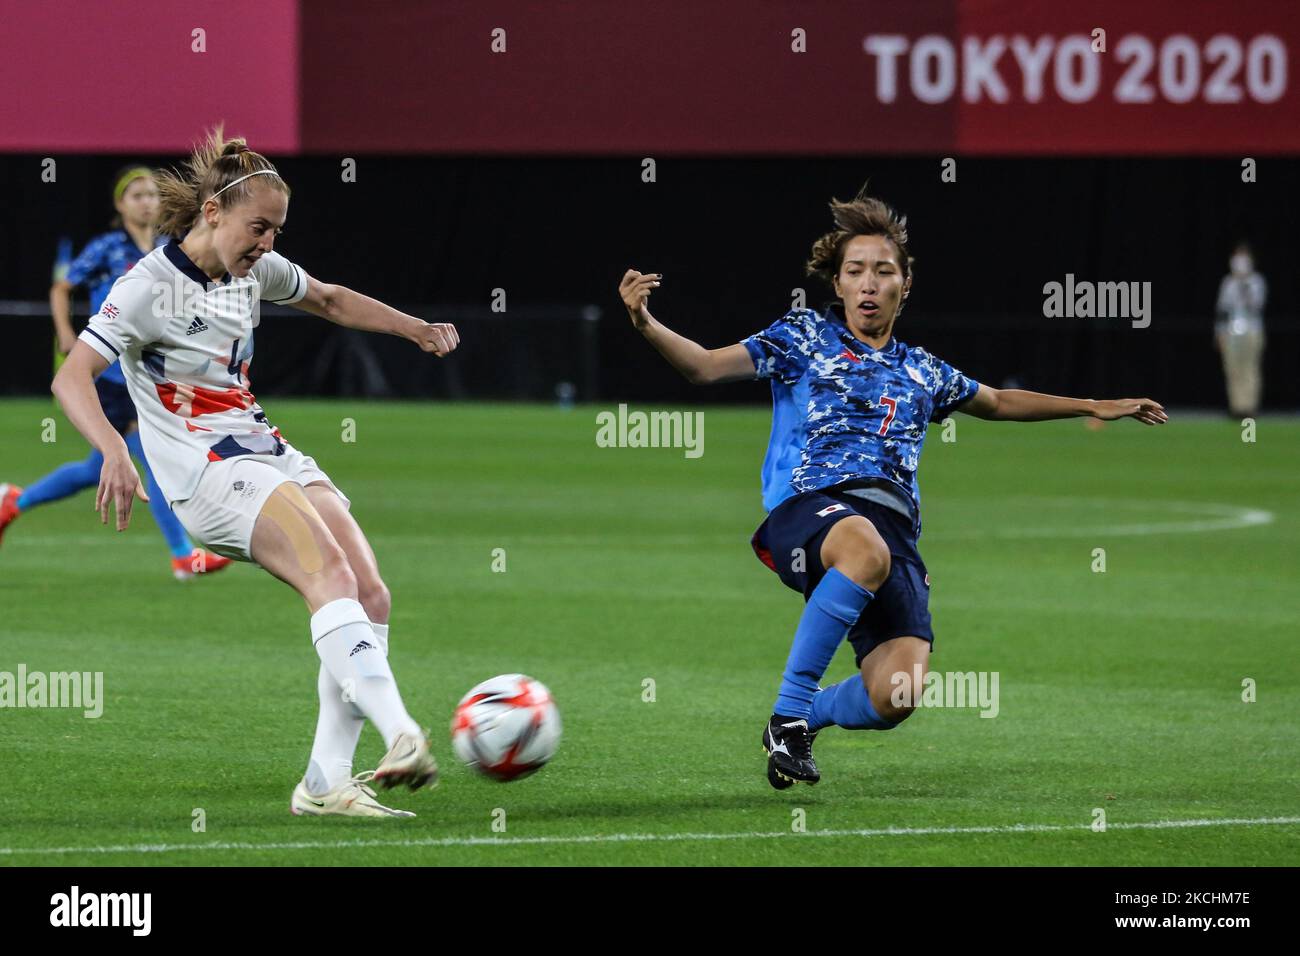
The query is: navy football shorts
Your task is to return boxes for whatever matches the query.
[94,377,138,436]
[751,486,935,667]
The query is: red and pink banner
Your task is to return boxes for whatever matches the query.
[2,0,1295,155]
[0,0,299,154]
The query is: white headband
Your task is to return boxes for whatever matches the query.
[210,169,279,199]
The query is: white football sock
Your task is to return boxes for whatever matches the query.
[305,619,392,795]
[310,598,419,751]
[370,621,389,655]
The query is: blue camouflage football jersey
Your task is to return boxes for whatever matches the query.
[742,303,980,525]
[64,230,166,385]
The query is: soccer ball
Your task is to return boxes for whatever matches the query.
[451,674,561,781]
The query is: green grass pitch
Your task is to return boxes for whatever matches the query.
[1,397,1297,866]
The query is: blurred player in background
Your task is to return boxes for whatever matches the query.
[620,188,1167,789]
[50,128,460,817]
[0,166,232,579]
[1215,241,1267,417]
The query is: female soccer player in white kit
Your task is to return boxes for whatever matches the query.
[51,129,459,818]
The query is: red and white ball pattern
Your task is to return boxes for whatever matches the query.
[451,674,561,781]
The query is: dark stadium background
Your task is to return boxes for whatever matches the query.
[3,0,1296,406]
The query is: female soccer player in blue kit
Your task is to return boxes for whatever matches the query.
[0,166,231,579]
[620,189,1167,788]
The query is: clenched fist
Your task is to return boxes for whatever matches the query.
[414,321,460,357]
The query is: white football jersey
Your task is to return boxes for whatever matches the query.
[77,239,309,505]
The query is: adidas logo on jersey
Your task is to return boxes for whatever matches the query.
[349,640,376,657]
[185,316,209,336]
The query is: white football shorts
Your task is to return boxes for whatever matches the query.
[171,442,350,562]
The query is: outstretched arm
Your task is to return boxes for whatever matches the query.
[295,276,460,357]
[620,269,756,385]
[958,384,1167,426]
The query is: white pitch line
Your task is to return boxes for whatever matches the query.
[2,816,1297,858]
[991,508,1275,539]
[930,500,1275,540]
[12,503,1274,550]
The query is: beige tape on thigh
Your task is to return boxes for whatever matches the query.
[260,483,325,574]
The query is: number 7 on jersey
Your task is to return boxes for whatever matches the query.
[877,394,898,435]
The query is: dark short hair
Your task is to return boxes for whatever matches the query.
[806,187,912,287]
